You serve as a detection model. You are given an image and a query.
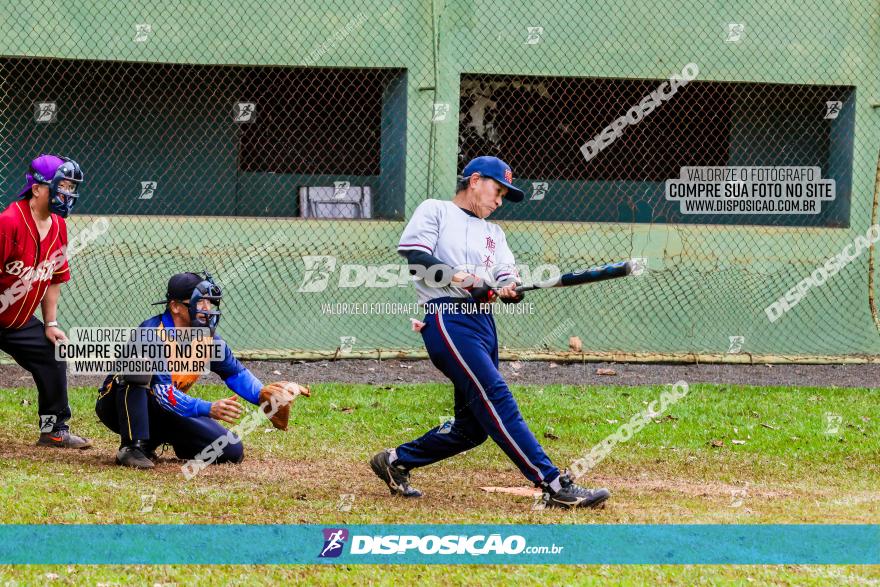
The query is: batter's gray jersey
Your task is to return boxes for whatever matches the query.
[398,199,519,304]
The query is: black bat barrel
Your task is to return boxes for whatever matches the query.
[559,260,631,287]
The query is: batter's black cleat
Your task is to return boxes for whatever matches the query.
[370,449,422,498]
[543,473,610,509]
[36,429,93,450]
[116,441,155,469]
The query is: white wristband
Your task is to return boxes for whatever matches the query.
[46,321,59,328]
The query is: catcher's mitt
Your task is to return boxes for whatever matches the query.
[258,381,310,431]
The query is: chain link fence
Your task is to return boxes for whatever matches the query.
[1,0,878,361]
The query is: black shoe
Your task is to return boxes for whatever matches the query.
[543,473,610,509]
[116,441,155,469]
[36,429,93,449]
[369,449,422,498]
[142,442,161,461]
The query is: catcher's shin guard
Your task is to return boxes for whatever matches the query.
[370,449,422,498]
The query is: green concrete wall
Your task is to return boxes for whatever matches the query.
[1,0,878,358]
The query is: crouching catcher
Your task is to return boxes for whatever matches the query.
[95,271,308,469]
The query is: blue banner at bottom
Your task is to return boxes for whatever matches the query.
[0,525,876,564]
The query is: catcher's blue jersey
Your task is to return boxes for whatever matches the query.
[99,310,262,418]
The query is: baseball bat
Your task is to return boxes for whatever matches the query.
[513,260,633,293]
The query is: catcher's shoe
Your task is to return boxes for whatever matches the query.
[369,449,422,498]
[543,473,610,509]
[116,441,155,469]
[142,442,162,461]
[36,429,93,450]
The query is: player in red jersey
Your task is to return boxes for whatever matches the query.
[0,154,92,448]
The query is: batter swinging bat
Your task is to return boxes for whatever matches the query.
[513,259,635,293]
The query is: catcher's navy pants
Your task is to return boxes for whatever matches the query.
[95,382,243,463]
[0,316,70,432]
[394,298,560,486]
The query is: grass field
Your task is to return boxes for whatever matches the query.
[0,380,877,585]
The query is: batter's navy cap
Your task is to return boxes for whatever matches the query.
[152,272,204,305]
[462,156,525,202]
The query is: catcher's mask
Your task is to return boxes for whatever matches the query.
[17,154,84,218]
[188,272,222,334]
[154,271,223,335]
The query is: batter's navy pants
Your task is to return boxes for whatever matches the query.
[394,298,560,486]
[95,382,243,463]
[0,316,70,432]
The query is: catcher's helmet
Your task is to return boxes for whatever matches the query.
[17,154,84,218]
[153,271,223,335]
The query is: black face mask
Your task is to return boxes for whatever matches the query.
[187,274,222,335]
[30,156,84,218]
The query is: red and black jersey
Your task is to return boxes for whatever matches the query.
[0,200,71,329]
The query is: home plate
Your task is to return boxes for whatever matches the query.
[480,486,541,497]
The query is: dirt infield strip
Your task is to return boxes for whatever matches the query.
[0,359,876,389]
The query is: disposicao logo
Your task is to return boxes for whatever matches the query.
[319,531,529,557]
[319,528,349,558]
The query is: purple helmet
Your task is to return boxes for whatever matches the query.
[17,154,84,217]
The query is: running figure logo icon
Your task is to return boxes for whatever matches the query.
[298,255,337,293]
[39,415,57,433]
[319,528,349,558]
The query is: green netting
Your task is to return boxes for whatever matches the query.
[0,0,878,360]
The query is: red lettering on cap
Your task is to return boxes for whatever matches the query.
[504,169,513,183]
